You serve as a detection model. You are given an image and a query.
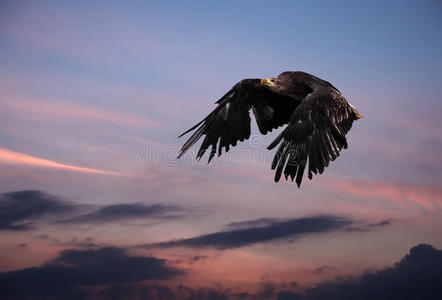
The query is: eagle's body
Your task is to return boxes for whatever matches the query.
[178,71,362,187]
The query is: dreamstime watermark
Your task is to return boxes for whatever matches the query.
[135,134,288,167]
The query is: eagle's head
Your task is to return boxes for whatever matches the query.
[261,73,313,100]
[260,78,276,87]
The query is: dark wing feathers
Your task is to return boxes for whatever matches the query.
[252,91,298,134]
[268,89,361,186]
[178,72,361,187]
[177,87,251,161]
[178,80,298,161]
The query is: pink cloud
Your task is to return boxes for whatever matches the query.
[327,178,442,211]
[0,147,131,177]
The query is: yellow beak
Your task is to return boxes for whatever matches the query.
[260,78,275,86]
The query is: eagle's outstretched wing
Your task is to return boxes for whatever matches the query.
[267,86,362,187]
[178,71,362,187]
[177,79,299,162]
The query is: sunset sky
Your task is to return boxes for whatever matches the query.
[1,1,441,299]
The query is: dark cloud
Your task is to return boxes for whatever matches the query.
[60,203,183,224]
[257,282,277,299]
[226,218,279,230]
[345,219,393,232]
[122,284,232,300]
[368,219,393,227]
[0,281,244,300]
[276,244,442,300]
[312,265,337,274]
[188,255,208,265]
[145,215,356,250]
[2,244,440,300]
[62,236,101,248]
[0,190,184,230]
[0,247,184,299]
[0,190,75,230]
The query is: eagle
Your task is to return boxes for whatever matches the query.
[178,71,362,187]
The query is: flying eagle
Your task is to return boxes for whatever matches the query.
[178,71,362,187]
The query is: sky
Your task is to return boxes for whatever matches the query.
[0,0,441,299]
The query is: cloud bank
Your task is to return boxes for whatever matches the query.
[1,244,440,300]
[0,247,184,299]
[277,244,442,300]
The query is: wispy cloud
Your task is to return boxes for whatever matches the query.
[225,217,280,230]
[312,265,338,274]
[345,219,393,232]
[0,147,132,176]
[0,190,185,230]
[328,179,442,211]
[143,215,357,250]
[60,203,183,224]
